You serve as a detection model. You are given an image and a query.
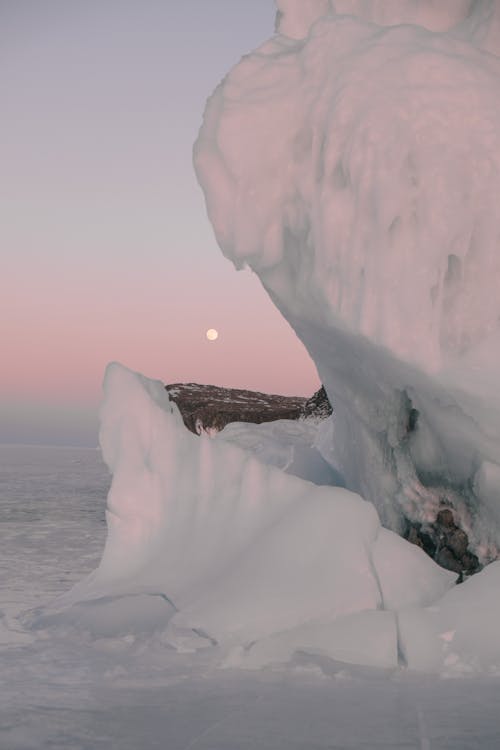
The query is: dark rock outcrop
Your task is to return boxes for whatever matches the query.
[302,385,333,420]
[165,383,333,435]
[404,508,481,579]
[166,383,304,434]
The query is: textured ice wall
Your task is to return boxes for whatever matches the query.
[276,0,500,51]
[194,0,500,552]
[44,363,500,673]
[56,363,486,667]
[96,365,387,639]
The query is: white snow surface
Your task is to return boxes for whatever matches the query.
[46,365,384,645]
[38,362,500,676]
[215,417,342,485]
[194,0,500,552]
[5,445,500,748]
[399,560,500,673]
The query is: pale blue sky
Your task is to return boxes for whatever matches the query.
[1,1,319,446]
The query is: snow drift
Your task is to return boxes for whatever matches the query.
[194,0,500,558]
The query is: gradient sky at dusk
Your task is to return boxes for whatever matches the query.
[2,0,320,446]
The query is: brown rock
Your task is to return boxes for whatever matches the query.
[447,528,468,558]
[165,382,315,435]
[435,547,462,574]
[436,508,455,528]
[405,513,481,578]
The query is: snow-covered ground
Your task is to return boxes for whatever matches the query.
[2,445,500,749]
[4,1,500,745]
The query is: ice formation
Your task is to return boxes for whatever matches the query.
[194,0,500,557]
[38,362,500,673]
[46,362,463,669]
[215,418,341,485]
[39,1,500,675]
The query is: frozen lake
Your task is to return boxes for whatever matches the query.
[1,444,500,749]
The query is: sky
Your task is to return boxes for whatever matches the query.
[1,0,320,447]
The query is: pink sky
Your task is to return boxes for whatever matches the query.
[3,255,318,403]
[1,0,319,445]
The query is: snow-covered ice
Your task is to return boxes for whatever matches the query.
[28,361,500,680]
[195,0,500,555]
[3,445,500,749]
[36,363,467,665]
[215,417,341,485]
[399,560,500,673]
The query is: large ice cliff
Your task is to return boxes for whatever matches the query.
[194,0,500,558]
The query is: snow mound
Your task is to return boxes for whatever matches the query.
[42,362,463,670]
[65,363,383,645]
[399,561,500,673]
[373,529,456,612]
[31,593,176,638]
[215,418,341,485]
[225,610,398,671]
[194,0,500,553]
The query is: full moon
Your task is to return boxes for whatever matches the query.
[206,328,219,341]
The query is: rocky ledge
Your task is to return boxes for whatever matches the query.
[165,383,332,435]
[405,509,481,579]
